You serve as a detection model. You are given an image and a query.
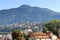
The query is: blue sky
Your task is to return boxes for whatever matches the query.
[0,0,60,12]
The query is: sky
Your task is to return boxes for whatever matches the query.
[0,0,60,12]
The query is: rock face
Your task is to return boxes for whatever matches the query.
[0,5,60,25]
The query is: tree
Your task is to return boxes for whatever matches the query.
[43,20,60,36]
[12,30,23,40]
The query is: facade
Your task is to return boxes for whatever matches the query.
[46,31,57,40]
[45,31,53,38]
[51,35,57,40]
[6,33,12,40]
[0,33,12,40]
[29,38,51,40]
[0,35,6,40]
[58,28,60,37]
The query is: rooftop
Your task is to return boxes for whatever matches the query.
[29,32,49,39]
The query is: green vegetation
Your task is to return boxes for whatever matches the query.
[12,30,23,40]
[43,20,60,36]
[11,20,60,40]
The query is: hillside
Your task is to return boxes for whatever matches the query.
[0,5,60,25]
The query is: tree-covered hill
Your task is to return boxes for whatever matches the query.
[0,5,60,25]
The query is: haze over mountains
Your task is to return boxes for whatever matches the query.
[0,5,60,25]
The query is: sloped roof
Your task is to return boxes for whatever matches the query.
[29,32,49,38]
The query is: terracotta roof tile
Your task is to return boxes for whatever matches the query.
[29,32,49,38]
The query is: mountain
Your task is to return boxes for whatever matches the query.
[0,5,60,25]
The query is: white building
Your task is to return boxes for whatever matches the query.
[6,33,12,40]
[0,35,6,40]
[24,29,32,35]
[51,35,57,40]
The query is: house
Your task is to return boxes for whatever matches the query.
[6,33,12,40]
[46,31,57,40]
[29,32,51,40]
[45,31,53,38]
[24,29,32,35]
[51,35,57,40]
[0,35,6,40]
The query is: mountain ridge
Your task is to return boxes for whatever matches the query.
[0,5,60,25]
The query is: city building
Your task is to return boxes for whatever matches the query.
[28,31,58,40]
[29,32,51,40]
